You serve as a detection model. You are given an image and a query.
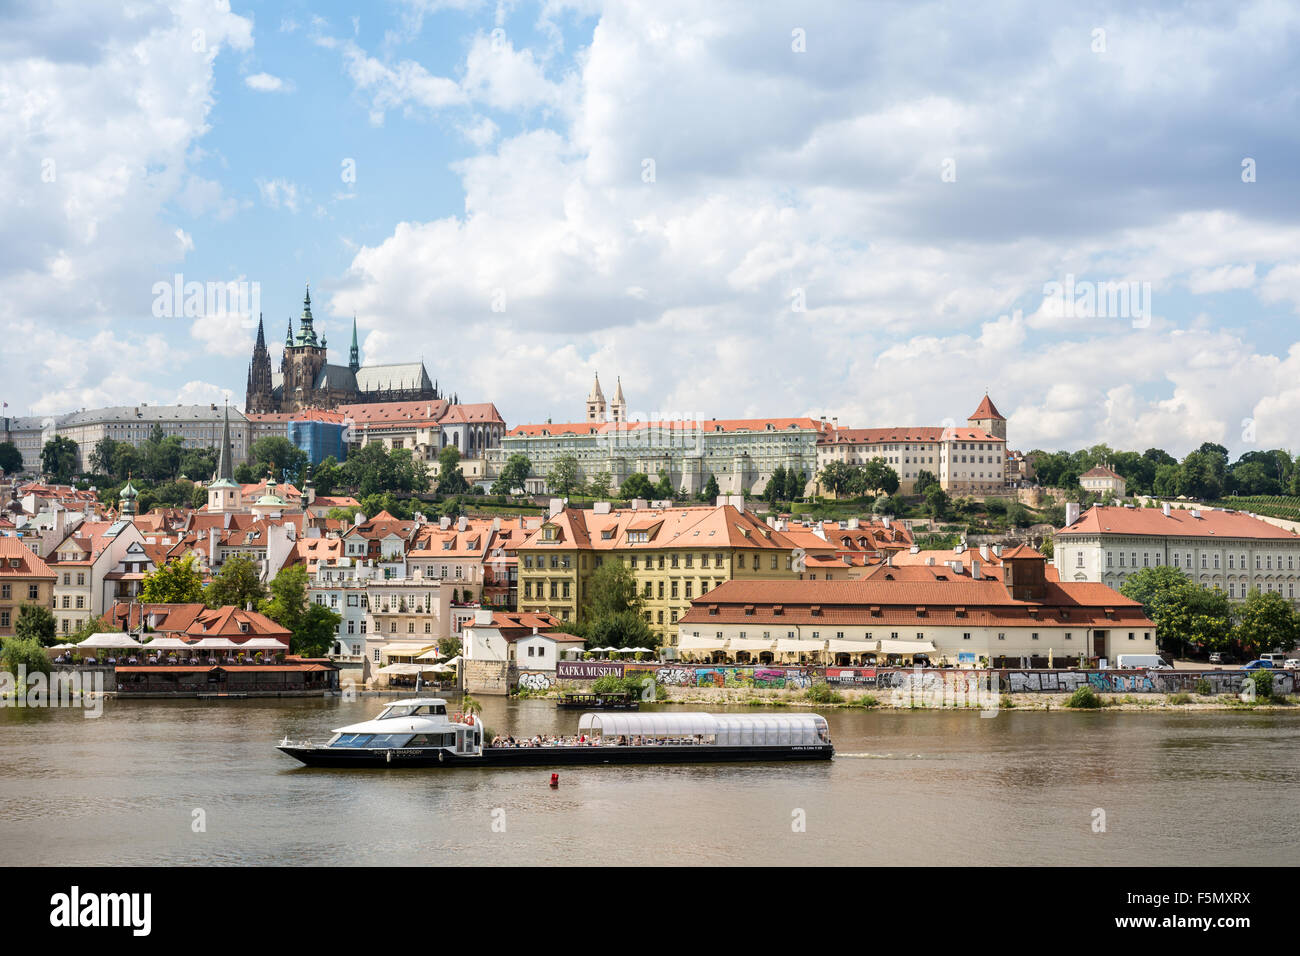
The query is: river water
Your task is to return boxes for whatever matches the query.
[1,695,1296,866]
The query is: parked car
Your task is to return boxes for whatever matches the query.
[1242,659,1274,670]
[1208,652,1223,665]
[1115,654,1171,670]
[1284,659,1300,670]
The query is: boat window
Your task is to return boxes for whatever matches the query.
[368,734,413,748]
[408,733,457,747]
[332,733,374,748]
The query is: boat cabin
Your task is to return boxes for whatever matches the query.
[325,698,483,755]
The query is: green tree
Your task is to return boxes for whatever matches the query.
[1120,567,1231,657]
[435,445,470,495]
[89,437,120,477]
[249,436,309,485]
[1233,589,1300,657]
[260,564,340,655]
[206,555,266,610]
[0,441,22,475]
[586,472,613,499]
[491,453,531,496]
[620,472,655,499]
[915,470,939,496]
[1,637,51,678]
[311,456,343,496]
[783,468,805,501]
[41,435,79,481]
[817,460,855,497]
[923,483,950,519]
[764,465,788,506]
[581,560,656,649]
[178,446,218,482]
[141,554,206,604]
[698,474,720,502]
[546,455,581,497]
[653,468,675,500]
[70,615,113,644]
[859,459,900,496]
[14,604,57,647]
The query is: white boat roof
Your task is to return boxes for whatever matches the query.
[385,698,448,707]
[577,712,828,737]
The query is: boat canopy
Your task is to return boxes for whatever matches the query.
[577,712,829,747]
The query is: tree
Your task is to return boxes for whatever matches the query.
[586,472,613,499]
[14,604,57,647]
[41,436,79,481]
[581,560,656,648]
[817,460,855,497]
[249,436,309,485]
[619,472,654,499]
[260,564,340,655]
[0,441,22,475]
[764,465,788,506]
[70,615,113,644]
[915,470,939,496]
[311,456,343,496]
[1233,589,1300,657]
[698,474,720,502]
[545,455,580,497]
[923,484,950,519]
[435,445,470,495]
[859,459,900,496]
[206,555,266,610]
[178,446,218,482]
[653,468,675,500]
[141,555,206,604]
[491,453,532,496]
[1,637,50,679]
[89,437,120,477]
[783,468,805,501]
[1120,567,1231,657]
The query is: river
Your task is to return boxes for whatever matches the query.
[2,695,1296,865]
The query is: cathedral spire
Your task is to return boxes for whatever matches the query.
[255,313,265,348]
[298,283,317,347]
[215,402,234,483]
[285,316,294,348]
[349,315,360,371]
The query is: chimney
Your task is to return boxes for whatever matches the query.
[972,559,982,580]
[1064,502,1081,527]
[456,515,467,532]
[631,498,648,510]
[1190,509,1202,519]
[846,518,859,530]
[926,556,935,566]
[992,544,1003,557]
[439,516,451,530]
[910,545,919,554]
[715,495,727,508]
[979,544,990,561]
[1162,502,1171,517]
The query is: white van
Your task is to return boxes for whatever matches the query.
[1260,653,1289,669]
[1115,654,1170,670]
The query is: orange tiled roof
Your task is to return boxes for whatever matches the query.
[819,426,1002,445]
[0,537,55,578]
[1058,505,1298,540]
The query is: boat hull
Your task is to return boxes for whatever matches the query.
[278,743,833,768]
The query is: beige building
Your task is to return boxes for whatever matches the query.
[1079,466,1127,498]
[53,404,251,472]
[47,517,144,636]
[816,395,1009,496]
[0,537,56,638]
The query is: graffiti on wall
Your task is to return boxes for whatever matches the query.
[628,665,813,689]
[517,671,556,691]
[825,667,877,686]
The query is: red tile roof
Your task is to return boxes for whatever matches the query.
[1057,505,1298,540]
[969,394,1005,421]
[0,537,55,578]
[819,426,1003,445]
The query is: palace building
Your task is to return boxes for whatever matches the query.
[245,286,441,414]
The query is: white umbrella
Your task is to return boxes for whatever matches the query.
[442,655,462,667]
[416,648,444,661]
[76,632,143,650]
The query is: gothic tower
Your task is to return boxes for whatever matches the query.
[349,316,360,371]
[610,377,627,424]
[282,285,328,412]
[586,372,607,422]
[245,314,274,413]
[967,393,1007,441]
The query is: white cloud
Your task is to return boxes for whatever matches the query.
[245,72,294,93]
[256,178,303,213]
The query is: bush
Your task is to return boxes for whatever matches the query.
[1064,686,1103,709]
[804,682,844,704]
[1167,692,1193,705]
[1248,669,1275,701]
[0,637,52,678]
[1194,678,1212,696]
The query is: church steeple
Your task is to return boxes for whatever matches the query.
[296,284,318,347]
[285,317,294,348]
[349,316,360,371]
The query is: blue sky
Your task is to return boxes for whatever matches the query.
[4,0,1300,458]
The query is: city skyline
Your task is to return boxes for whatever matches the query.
[3,1,1300,459]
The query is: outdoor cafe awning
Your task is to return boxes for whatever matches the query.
[141,636,192,649]
[775,638,820,653]
[826,639,877,653]
[376,662,444,676]
[876,640,937,655]
[677,636,725,651]
[75,633,143,650]
[238,637,288,651]
[189,637,242,650]
[380,643,437,659]
[727,638,776,651]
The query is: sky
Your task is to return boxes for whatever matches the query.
[2,0,1300,458]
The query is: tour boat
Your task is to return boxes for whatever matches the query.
[277,697,833,767]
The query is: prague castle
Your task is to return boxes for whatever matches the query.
[246,286,441,414]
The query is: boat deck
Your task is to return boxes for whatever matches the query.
[279,742,833,768]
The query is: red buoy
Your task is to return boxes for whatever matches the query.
[550,773,559,788]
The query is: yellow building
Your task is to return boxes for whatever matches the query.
[516,503,801,647]
[0,537,56,638]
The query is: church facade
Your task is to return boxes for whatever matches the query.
[246,286,441,413]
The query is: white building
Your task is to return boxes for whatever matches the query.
[1054,503,1300,602]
